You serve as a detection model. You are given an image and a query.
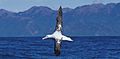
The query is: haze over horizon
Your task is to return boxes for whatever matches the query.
[0,0,120,12]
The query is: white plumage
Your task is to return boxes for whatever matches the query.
[42,30,73,43]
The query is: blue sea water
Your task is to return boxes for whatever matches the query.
[0,36,120,59]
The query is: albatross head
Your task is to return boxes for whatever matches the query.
[42,35,53,40]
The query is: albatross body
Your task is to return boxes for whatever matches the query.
[42,6,73,56]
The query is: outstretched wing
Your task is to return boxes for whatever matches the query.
[56,6,63,31]
[62,35,73,41]
[54,40,61,56]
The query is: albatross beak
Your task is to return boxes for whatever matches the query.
[42,37,47,40]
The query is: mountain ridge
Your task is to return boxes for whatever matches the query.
[0,3,120,37]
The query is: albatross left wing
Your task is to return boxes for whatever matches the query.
[56,6,63,32]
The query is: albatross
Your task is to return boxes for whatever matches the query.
[42,6,73,56]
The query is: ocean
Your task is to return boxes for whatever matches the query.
[0,36,120,59]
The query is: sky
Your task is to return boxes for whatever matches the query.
[0,0,120,12]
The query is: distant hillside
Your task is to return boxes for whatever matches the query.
[0,3,120,37]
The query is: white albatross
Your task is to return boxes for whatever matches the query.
[42,6,73,56]
[42,30,73,43]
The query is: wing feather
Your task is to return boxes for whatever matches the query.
[56,6,62,31]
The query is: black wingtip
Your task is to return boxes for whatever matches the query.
[60,6,62,9]
[59,6,62,11]
[58,6,62,17]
